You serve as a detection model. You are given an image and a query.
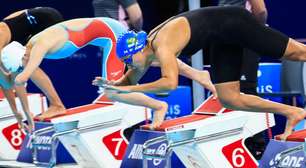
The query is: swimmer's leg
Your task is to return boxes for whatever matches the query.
[31,68,66,120]
[215,81,306,140]
[282,38,306,61]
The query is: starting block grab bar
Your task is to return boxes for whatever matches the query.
[0,114,15,121]
[32,126,55,138]
[31,119,123,168]
[142,127,243,168]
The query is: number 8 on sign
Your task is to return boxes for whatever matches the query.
[2,123,26,150]
[11,129,24,147]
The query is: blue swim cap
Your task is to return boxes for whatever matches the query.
[116,30,147,64]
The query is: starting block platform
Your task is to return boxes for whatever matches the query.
[0,94,150,168]
[131,96,276,168]
[0,94,278,168]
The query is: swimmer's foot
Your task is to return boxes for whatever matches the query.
[278,109,306,141]
[151,102,168,129]
[36,105,66,120]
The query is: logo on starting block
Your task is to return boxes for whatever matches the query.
[126,142,167,166]
[17,122,75,164]
[260,140,305,168]
[2,123,26,150]
[121,129,184,168]
[121,130,167,167]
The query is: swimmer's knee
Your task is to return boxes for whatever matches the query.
[157,101,168,111]
[284,39,306,61]
[287,50,306,62]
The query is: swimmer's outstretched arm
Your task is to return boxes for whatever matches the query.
[1,84,33,132]
[3,72,34,132]
[152,58,217,97]
[93,76,168,129]
[93,66,149,94]
[116,68,145,85]
[15,40,50,85]
[14,85,34,132]
[95,58,217,97]
[1,88,24,127]
[0,71,30,131]
[95,49,179,93]
[103,57,152,87]
[93,73,168,128]
[112,48,179,93]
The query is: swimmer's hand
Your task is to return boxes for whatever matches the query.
[15,73,28,86]
[92,77,131,94]
[23,121,34,134]
[15,112,34,134]
[92,77,115,87]
[15,113,25,131]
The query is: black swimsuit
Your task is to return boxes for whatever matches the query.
[150,6,289,83]
[3,7,63,45]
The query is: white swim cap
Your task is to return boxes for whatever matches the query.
[1,41,25,72]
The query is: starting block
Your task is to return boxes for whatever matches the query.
[0,92,47,160]
[7,94,150,168]
[133,96,275,168]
